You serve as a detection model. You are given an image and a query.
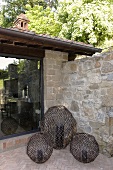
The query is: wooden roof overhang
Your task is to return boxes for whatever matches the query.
[0,27,102,60]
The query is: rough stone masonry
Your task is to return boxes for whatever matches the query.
[44,50,113,157]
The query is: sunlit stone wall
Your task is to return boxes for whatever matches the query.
[44,50,68,111]
[44,49,113,157]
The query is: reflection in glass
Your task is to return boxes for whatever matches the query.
[0,57,41,137]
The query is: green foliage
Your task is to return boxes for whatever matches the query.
[12,59,25,73]
[1,0,113,48]
[56,0,113,47]
[1,0,27,27]
[26,5,61,36]
[17,59,25,73]
[1,0,48,28]
[0,12,3,26]
[25,0,113,48]
[0,79,3,89]
[1,0,57,28]
[0,69,8,79]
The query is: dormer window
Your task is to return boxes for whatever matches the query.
[21,22,23,28]
[24,22,26,28]
[13,13,30,31]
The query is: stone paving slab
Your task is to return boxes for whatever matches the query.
[0,146,113,170]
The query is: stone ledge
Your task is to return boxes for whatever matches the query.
[0,133,36,153]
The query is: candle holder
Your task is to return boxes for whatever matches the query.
[44,105,77,149]
[70,133,99,163]
[1,117,18,135]
[27,132,53,163]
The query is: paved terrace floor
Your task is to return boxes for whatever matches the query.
[0,146,113,170]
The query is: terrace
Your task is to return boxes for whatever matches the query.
[0,145,113,170]
[1,13,113,170]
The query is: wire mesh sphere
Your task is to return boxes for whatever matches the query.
[27,132,53,163]
[1,117,18,135]
[70,133,99,163]
[44,105,77,149]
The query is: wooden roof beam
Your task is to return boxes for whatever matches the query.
[0,43,45,59]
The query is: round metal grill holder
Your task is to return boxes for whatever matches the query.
[27,132,53,163]
[44,105,77,149]
[70,133,99,163]
[1,117,18,135]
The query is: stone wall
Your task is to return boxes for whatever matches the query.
[44,50,68,111]
[1,49,113,155]
[62,52,113,157]
[44,50,113,157]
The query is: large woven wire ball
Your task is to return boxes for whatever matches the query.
[44,105,77,149]
[70,133,99,163]
[1,117,18,135]
[27,132,53,163]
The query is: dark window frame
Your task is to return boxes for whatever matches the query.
[0,54,44,140]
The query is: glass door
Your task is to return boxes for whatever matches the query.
[0,57,43,138]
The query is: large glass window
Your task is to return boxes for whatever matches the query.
[0,57,42,138]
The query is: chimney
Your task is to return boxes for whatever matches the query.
[13,13,30,31]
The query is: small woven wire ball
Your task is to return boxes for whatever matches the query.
[70,133,99,163]
[44,105,77,149]
[27,132,53,163]
[1,117,18,135]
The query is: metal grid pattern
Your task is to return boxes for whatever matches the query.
[27,132,53,163]
[1,117,18,135]
[44,105,77,149]
[70,133,99,163]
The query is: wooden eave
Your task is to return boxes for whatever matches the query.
[0,27,102,60]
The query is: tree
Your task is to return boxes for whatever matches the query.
[26,4,61,36]
[1,0,27,28]
[0,12,3,26]
[1,0,57,28]
[12,59,25,73]
[1,0,113,48]
[26,0,113,48]
[56,0,113,47]
[0,69,8,79]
